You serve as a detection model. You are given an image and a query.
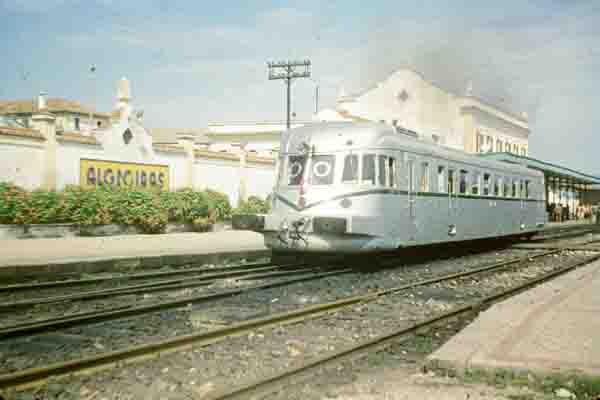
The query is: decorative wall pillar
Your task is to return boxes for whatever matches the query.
[31,92,57,191]
[177,133,195,189]
[238,143,248,206]
[462,114,476,153]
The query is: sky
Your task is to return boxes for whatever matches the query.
[1,0,599,173]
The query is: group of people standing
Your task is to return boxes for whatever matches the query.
[547,203,593,222]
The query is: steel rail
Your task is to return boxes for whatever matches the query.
[0,266,315,311]
[0,225,589,296]
[0,261,280,294]
[0,249,567,389]
[0,249,557,338]
[512,235,600,252]
[0,269,352,340]
[214,252,600,400]
[531,228,594,242]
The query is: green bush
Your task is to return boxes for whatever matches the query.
[205,189,232,221]
[0,183,232,234]
[0,183,25,224]
[233,195,271,215]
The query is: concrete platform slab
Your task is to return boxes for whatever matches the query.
[429,258,600,378]
[0,231,268,279]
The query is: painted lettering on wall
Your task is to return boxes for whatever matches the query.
[80,159,169,190]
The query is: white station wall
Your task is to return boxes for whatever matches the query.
[2,137,276,206]
[0,141,45,190]
[194,159,275,205]
[245,164,276,199]
[153,151,188,190]
[56,142,106,189]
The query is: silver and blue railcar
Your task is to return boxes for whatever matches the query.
[243,122,546,254]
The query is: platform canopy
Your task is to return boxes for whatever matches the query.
[480,152,600,185]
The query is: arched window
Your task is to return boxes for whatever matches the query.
[122,129,133,145]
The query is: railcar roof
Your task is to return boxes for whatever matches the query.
[280,122,540,177]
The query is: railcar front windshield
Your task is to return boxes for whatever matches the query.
[286,155,307,186]
[342,154,359,183]
[309,155,336,185]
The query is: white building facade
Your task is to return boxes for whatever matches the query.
[0,68,531,208]
[316,68,530,155]
[207,69,530,157]
[0,79,275,206]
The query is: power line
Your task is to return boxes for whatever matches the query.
[267,60,311,130]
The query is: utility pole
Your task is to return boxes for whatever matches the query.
[308,78,320,115]
[315,84,319,114]
[267,60,311,130]
[89,64,96,133]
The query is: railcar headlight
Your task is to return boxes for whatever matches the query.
[298,196,306,208]
[340,198,352,208]
[281,220,289,231]
[448,224,457,236]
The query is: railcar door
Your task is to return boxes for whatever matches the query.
[447,168,458,237]
[520,179,527,230]
[407,158,417,241]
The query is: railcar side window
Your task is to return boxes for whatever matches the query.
[287,155,307,186]
[525,180,530,198]
[512,179,518,197]
[504,178,510,198]
[494,176,500,196]
[388,158,396,188]
[420,162,430,192]
[378,155,387,186]
[275,158,284,187]
[459,169,468,194]
[437,166,446,193]
[472,172,481,195]
[362,154,376,185]
[483,173,491,196]
[341,154,358,183]
[309,155,335,185]
[448,169,455,194]
[519,180,525,199]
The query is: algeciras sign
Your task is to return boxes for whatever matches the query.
[80,159,169,190]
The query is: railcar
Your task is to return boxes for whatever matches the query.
[235,122,546,255]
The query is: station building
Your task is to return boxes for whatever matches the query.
[481,153,600,221]
[204,68,530,156]
[0,79,275,206]
[1,68,599,219]
[203,68,599,221]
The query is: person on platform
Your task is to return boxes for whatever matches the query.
[548,203,556,222]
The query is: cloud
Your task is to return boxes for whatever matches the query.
[11,1,600,172]
[0,0,73,13]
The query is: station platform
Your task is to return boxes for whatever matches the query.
[429,257,600,381]
[544,218,595,229]
[0,231,268,280]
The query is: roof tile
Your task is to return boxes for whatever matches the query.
[0,126,45,141]
[57,131,100,145]
[0,98,110,119]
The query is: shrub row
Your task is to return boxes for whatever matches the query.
[235,194,272,215]
[0,183,269,234]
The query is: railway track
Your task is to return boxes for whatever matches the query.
[0,268,352,340]
[214,251,600,400]
[0,260,289,294]
[0,264,319,311]
[1,246,595,392]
